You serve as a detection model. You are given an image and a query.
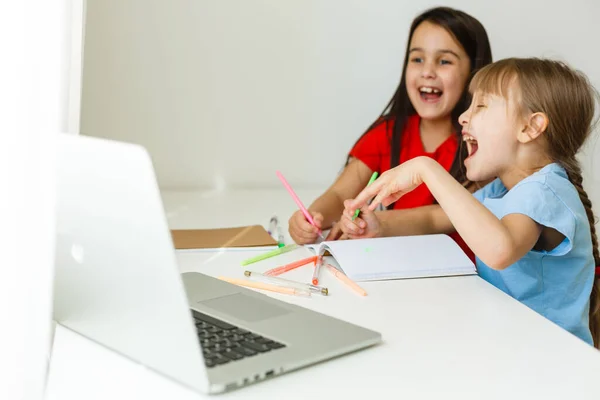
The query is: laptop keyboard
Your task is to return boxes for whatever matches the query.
[192,310,286,368]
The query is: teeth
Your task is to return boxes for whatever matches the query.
[462,135,477,142]
[419,87,441,94]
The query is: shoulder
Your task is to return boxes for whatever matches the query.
[366,117,395,138]
[352,117,395,149]
[508,164,579,207]
[502,164,584,253]
[473,178,507,203]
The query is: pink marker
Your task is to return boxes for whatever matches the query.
[276,171,323,237]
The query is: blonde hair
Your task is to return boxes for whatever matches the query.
[471,58,600,348]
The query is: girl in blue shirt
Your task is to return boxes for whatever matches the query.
[342,58,600,347]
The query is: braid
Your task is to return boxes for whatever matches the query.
[591,277,600,349]
[564,162,600,264]
[563,159,600,348]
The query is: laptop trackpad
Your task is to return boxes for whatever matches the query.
[200,293,290,322]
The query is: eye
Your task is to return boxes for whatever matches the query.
[476,105,486,108]
[410,57,423,63]
[440,59,452,65]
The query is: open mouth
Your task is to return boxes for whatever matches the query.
[419,86,443,102]
[463,134,478,157]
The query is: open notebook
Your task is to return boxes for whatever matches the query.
[306,235,476,282]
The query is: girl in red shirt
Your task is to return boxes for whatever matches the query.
[288,7,492,261]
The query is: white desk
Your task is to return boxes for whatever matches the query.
[46,189,600,400]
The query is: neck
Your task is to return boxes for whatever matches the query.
[498,155,554,190]
[419,117,454,152]
[419,117,454,138]
[498,168,534,190]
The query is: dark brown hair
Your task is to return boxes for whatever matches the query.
[350,7,492,195]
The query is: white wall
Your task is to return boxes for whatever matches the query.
[80,0,600,207]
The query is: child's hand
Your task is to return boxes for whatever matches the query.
[347,158,426,212]
[325,222,343,241]
[288,210,324,244]
[339,200,382,239]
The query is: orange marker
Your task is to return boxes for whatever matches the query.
[218,277,311,297]
[312,256,323,285]
[325,264,367,296]
[264,256,318,277]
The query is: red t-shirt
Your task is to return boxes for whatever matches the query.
[349,115,475,262]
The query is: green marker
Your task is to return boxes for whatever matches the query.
[241,244,298,266]
[352,171,378,221]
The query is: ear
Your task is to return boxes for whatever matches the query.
[517,112,548,143]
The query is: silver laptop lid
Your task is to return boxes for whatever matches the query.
[54,133,208,393]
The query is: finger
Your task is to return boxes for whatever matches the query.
[349,179,386,210]
[353,204,372,223]
[354,214,367,229]
[380,192,403,209]
[345,208,366,229]
[368,194,383,211]
[312,212,324,229]
[291,235,309,245]
[290,221,312,239]
[289,220,319,241]
[342,207,356,220]
[348,208,367,229]
[290,230,311,245]
[340,215,364,236]
[299,211,321,233]
[326,224,343,241]
[293,229,318,243]
[369,185,392,211]
[332,228,343,240]
[296,213,318,233]
[343,206,366,225]
[296,222,319,238]
[325,224,339,241]
[343,199,355,215]
[347,232,362,240]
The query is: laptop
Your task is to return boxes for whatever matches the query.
[53,133,381,394]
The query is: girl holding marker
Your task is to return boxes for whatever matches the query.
[288,6,492,263]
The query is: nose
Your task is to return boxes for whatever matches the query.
[458,109,469,127]
[421,60,436,79]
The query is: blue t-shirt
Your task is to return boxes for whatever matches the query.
[473,163,595,345]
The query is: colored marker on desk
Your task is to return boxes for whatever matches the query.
[268,216,278,236]
[219,276,310,297]
[312,256,323,286]
[244,270,328,296]
[240,244,298,266]
[352,171,378,221]
[268,216,285,248]
[277,227,285,248]
[264,256,318,276]
[325,264,367,296]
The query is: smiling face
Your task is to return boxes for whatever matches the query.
[405,21,471,122]
[458,89,522,182]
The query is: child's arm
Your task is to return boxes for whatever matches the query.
[348,157,542,270]
[339,204,454,239]
[310,158,374,227]
[288,158,373,244]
